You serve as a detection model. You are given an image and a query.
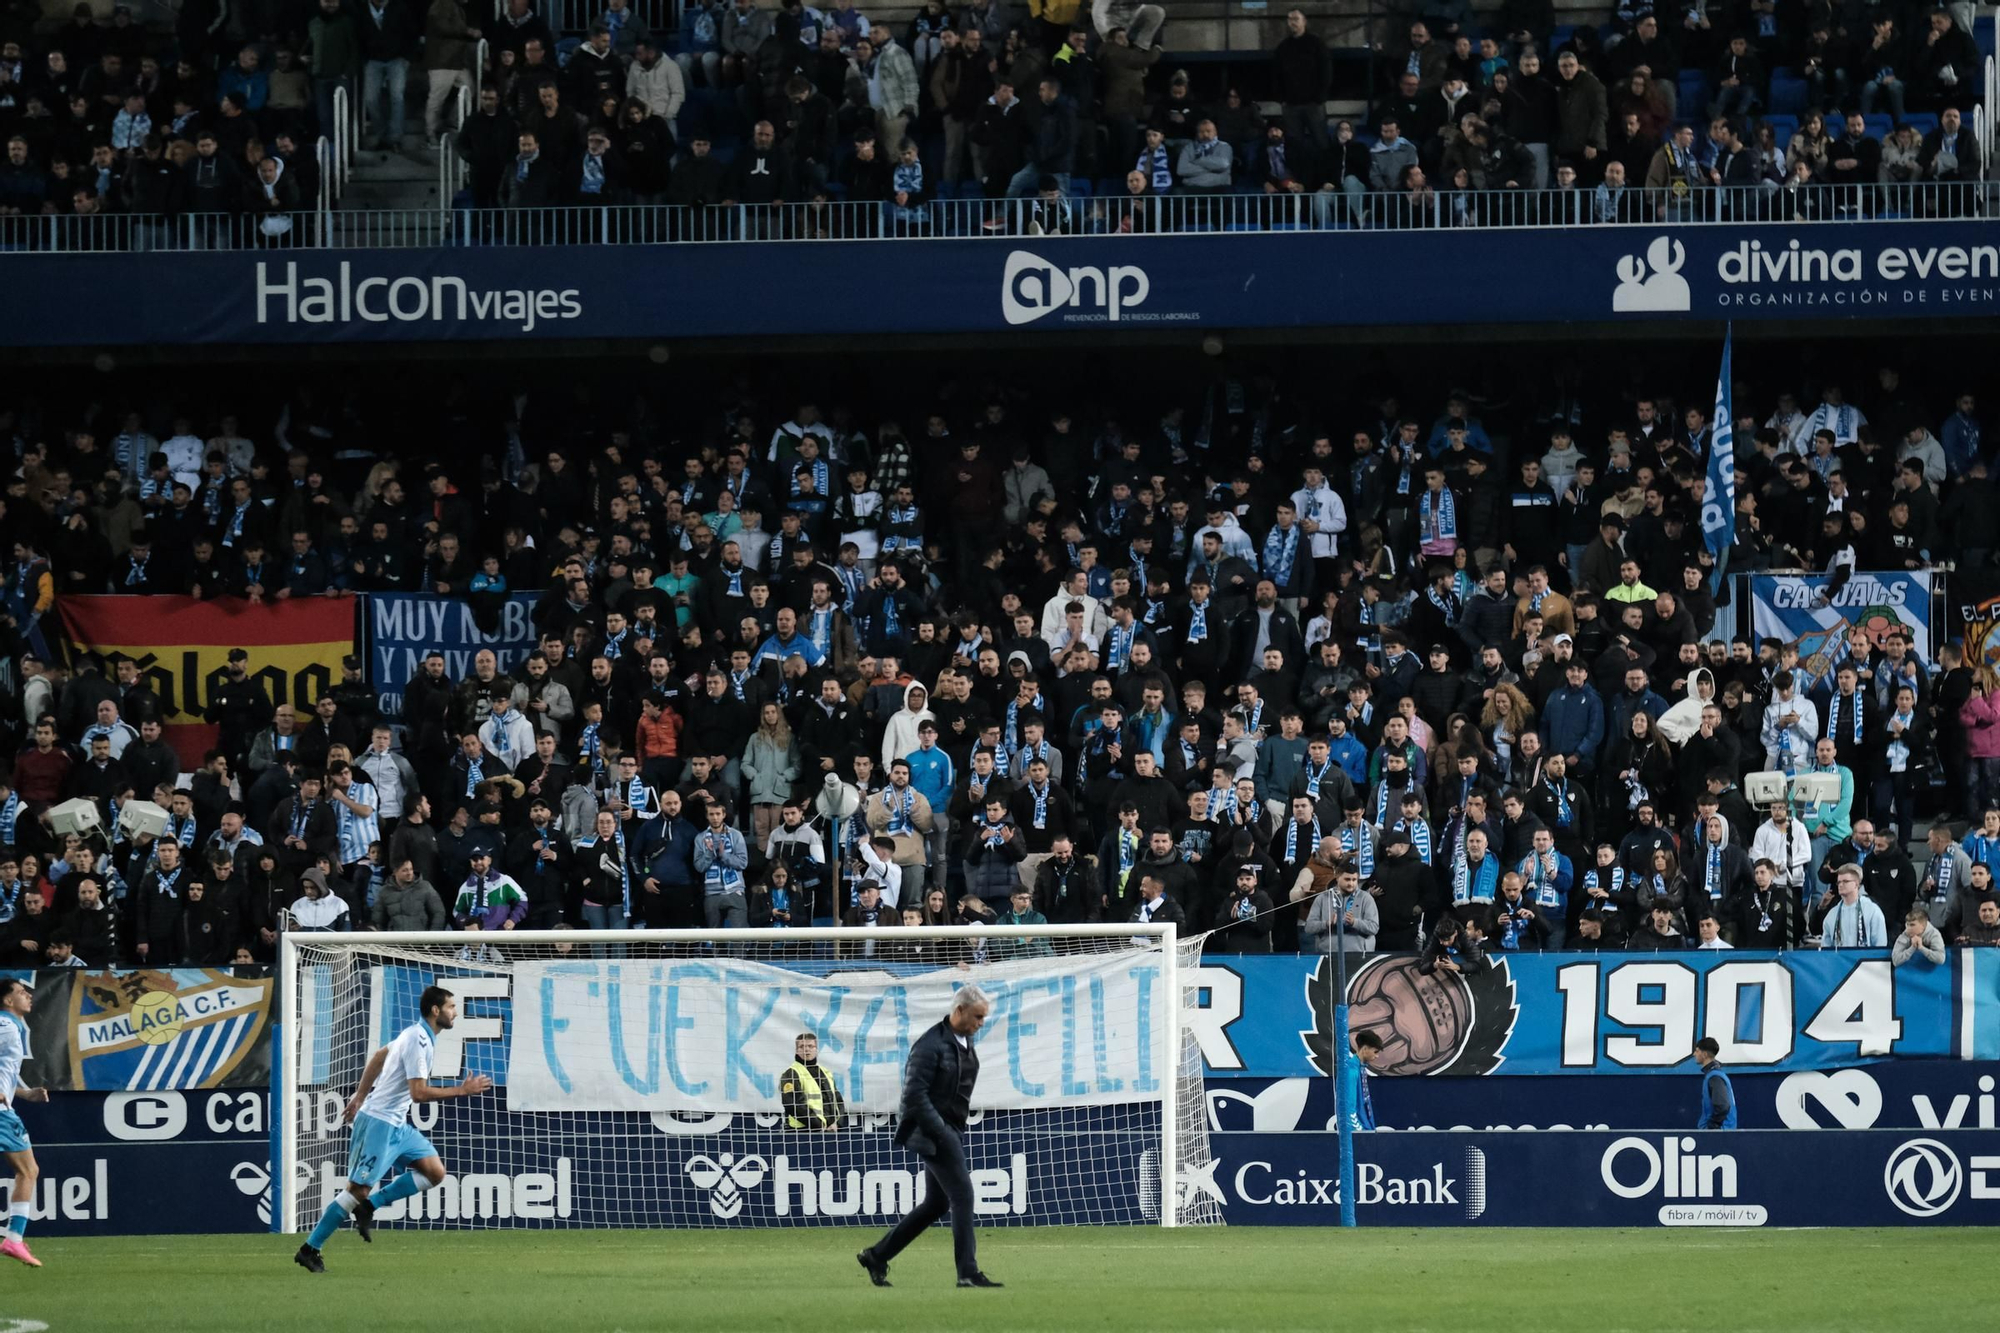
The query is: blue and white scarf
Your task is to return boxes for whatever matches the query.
[885,786,916,835]
[1284,816,1321,864]
[1337,823,1374,876]
[1585,865,1625,915]
[1302,759,1332,800]
[1828,691,1863,745]
[463,758,484,797]
[1028,780,1051,829]
[1107,622,1133,671]
[1393,816,1432,864]
[1187,601,1208,643]
[1262,524,1299,586]
[1545,780,1572,827]
[1418,486,1457,543]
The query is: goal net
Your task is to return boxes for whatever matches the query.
[280,925,1221,1232]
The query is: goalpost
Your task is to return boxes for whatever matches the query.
[279,925,1222,1233]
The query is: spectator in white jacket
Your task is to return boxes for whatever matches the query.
[1760,671,1818,773]
[477,695,537,772]
[627,38,686,123]
[1750,801,1812,899]
[1291,465,1348,571]
[880,682,934,771]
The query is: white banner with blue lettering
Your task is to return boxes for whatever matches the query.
[1750,571,1933,687]
[505,953,1167,1113]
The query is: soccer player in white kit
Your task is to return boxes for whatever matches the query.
[0,978,48,1268]
[296,984,492,1273]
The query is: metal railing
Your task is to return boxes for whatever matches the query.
[332,82,354,197]
[438,83,473,210]
[2,183,1992,255]
[1976,53,1992,170]
[505,0,680,39]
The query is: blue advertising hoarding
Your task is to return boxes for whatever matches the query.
[1206,1063,2000,1133]
[1201,1129,2000,1227]
[3,222,1996,347]
[7,1090,274,1237]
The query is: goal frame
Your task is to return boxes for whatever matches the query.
[279,924,1188,1233]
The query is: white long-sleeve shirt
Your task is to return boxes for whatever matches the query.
[858,840,904,909]
[1290,484,1348,560]
[478,710,537,771]
[1760,694,1819,772]
[1750,818,1812,888]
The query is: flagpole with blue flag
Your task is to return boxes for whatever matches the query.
[1704,325,1736,596]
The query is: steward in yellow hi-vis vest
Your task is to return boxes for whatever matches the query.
[780,1033,847,1130]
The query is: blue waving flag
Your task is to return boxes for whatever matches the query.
[1703,326,1736,593]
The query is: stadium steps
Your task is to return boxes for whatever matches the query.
[341,143,443,214]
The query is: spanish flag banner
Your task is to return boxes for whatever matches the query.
[60,595,358,769]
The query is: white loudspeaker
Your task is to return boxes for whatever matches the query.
[118,799,170,840]
[47,798,104,838]
[1745,771,1788,806]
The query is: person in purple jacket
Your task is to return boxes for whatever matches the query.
[451,851,527,931]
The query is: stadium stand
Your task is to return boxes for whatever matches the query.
[0,0,1995,971]
[0,0,1988,247]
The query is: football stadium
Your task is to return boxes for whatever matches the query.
[2,0,2000,1327]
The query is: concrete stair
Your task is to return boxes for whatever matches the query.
[341,140,442,214]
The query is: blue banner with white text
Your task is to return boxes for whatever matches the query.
[5,223,1998,346]
[1190,949,2000,1079]
[364,592,543,721]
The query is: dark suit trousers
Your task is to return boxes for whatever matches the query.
[871,1129,978,1278]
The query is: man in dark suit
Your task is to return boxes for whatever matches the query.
[857,988,1002,1289]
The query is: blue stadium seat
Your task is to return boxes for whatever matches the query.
[929,179,956,201]
[1904,113,1940,136]
[1862,113,1892,140]
[1551,23,1576,50]
[1678,72,1711,116]
[555,36,582,68]
[1069,178,1094,198]
[1767,73,1808,116]
[1771,124,1794,151]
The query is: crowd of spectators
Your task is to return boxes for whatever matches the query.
[1,1,1986,238]
[0,353,1996,970]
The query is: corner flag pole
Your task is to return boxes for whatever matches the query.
[1333,902,1356,1227]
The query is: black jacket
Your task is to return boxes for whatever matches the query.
[894,1018,979,1156]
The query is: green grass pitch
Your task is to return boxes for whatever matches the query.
[4,1228,1996,1332]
